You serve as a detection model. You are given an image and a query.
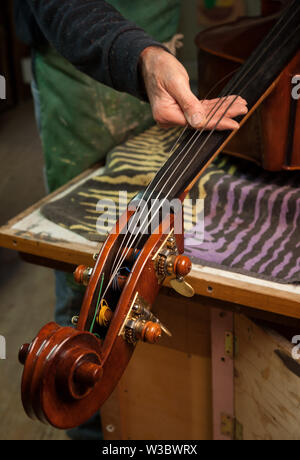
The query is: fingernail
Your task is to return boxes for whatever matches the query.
[191,113,206,127]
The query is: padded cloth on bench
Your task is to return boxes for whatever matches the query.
[41,125,300,285]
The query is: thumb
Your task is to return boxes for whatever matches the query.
[169,79,207,128]
[186,109,207,129]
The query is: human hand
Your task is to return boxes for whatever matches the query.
[140,46,248,131]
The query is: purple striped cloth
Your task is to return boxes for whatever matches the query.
[185,155,300,285]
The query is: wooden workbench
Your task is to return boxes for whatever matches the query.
[0,164,299,320]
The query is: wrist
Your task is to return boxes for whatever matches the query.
[140,45,165,59]
[138,46,166,100]
[139,45,170,70]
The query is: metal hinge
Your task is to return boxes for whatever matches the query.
[225,331,238,359]
[221,413,243,440]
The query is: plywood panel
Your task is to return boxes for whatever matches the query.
[118,343,212,440]
[100,388,123,441]
[101,293,212,440]
[235,314,300,440]
[151,291,211,357]
[211,308,234,440]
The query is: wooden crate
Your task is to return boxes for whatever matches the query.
[101,292,213,440]
[101,298,300,440]
[235,314,300,440]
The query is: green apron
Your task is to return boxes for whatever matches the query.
[34,0,181,193]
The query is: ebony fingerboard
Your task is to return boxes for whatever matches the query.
[148,0,300,201]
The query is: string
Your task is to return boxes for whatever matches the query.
[111,0,296,267]
[108,12,290,278]
[109,69,239,276]
[130,22,300,253]
[98,8,299,308]
[89,273,105,333]
[103,15,300,307]
[108,7,299,275]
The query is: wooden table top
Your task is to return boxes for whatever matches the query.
[0,165,299,320]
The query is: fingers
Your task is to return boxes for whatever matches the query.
[205,96,247,106]
[203,96,248,130]
[154,94,248,130]
[204,96,248,119]
[171,84,248,132]
[209,117,240,131]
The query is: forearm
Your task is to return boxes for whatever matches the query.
[24,1,248,129]
[25,0,165,99]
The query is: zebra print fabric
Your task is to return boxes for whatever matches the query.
[42,125,300,284]
[185,156,300,285]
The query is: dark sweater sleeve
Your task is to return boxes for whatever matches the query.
[25,0,166,99]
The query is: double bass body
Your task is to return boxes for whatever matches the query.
[196,14,300,171]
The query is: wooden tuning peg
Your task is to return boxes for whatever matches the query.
[73,265,93,286]
[136,321,162,344]
[173,255,192,277]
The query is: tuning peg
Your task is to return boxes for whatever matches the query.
[138,321,162,344]
[169,255,194,297]
[131,304,172,338]
[173,255,192,278]
[170,277,195,298]
[73,265,93,286]
[125,319,162,344]
[157,322,172,338]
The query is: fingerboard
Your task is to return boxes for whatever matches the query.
[148,0,300,202]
